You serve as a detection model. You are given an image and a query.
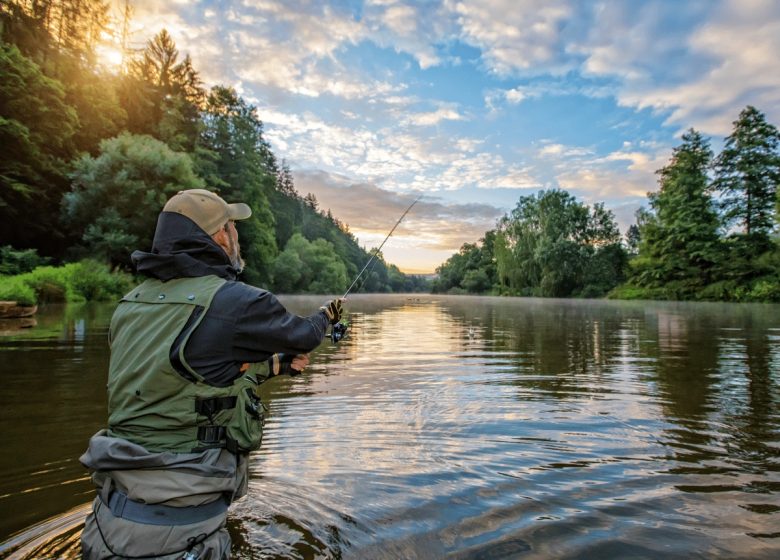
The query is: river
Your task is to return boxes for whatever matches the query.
[0,294,778,559]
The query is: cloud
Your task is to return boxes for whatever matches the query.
[577,0,780,134]
[448,0,583,75]
[537,142,592,158]
[554,142,669,199]
[363,0,455,69]
[293,170,504,253]
[402,107,465,126]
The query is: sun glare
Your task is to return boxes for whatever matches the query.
[96,44,124,72]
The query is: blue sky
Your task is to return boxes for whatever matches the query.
[106,0,780,272]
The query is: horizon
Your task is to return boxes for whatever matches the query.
[98,0,780,273]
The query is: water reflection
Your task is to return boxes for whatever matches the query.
[1,296,778,559]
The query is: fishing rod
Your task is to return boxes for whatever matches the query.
[330,193,423,343]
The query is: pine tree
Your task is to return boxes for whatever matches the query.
[713,106,780,244]
[631,129,721,297]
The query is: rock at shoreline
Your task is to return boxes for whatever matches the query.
[0,301,38,318]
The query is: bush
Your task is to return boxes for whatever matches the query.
[579,284,608,299]
[0,246,49,275]
[0,260,133,306]
[696,280,741,301]
[64,260,133,302]
[19,266,70,303]
[744,278,780,303]
[607,284,668,300]
[0,276,37,306]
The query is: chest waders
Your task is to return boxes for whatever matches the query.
[107,275,265,454]
[85,276,265,559]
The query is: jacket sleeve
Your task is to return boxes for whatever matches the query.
[232,290,329,359]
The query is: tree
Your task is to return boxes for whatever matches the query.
[63,133,203,265]
[271,233,347,294]
[490,190,628,297]
[630,129,720,297]
[713,106,780,248]
[122,29,204,150]
[199,86,278,285]
[0,42,78,255]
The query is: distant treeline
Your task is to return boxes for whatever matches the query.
[0,1,429,294]
[433,108,780,302]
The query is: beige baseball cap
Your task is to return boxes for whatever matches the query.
[163,189,252,235]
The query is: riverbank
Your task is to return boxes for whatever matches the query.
[0,260,134,308]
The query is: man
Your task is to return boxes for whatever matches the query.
[80,189,343,559]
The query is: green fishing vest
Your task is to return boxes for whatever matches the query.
[106,275,266,454]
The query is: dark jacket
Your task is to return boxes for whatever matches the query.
[131,211,329,386]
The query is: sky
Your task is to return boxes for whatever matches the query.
[101,0,780,273]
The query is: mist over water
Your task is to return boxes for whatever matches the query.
[1,295,779,559]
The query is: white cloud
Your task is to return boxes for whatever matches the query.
[537,143,592,158]
[578,0,780,134]
[555,142,669,199]
[402,108,465,126]
[448,0,580,75]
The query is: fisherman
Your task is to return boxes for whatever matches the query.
[80,189,343,559]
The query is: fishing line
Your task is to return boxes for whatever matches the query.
[329,193,423,343]
[342,193,423,299]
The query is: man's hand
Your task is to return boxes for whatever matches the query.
[269,353,310,377]
[320,298,344,324]
[290,354,310,375]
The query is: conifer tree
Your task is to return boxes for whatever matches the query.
[631,129,720,297]
[713,106,780,245]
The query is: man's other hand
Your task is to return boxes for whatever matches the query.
[320,299,344,324]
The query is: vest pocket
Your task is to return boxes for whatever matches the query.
[227,386,264,452]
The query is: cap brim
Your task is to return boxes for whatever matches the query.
[228,202,252,221]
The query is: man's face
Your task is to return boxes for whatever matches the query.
[225,221,245,273]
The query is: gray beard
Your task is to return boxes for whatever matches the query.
[231,253,245,274]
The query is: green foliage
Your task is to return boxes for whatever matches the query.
[271,234,347,294]
[200,86,277,285]
[64,260,134,302]
[0,276,37,306]
[125,29,204,150]
[18,265,70,302]
[492,190,627,298]
[64,133,203,264]
[713,106,780,241]
[0,245,49,275]
[0,260,132,305]
[629,129,720,297]
[0,41,78,254]
[433,232,497,294]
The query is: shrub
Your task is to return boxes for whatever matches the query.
[0,277,37,306]
[696,280,741,302]
[65,260,133,302]
[607,284,667,300]
[744,278,780,303]
[0,246,49,275]
[20,266,70,303]
[0,260,133,306]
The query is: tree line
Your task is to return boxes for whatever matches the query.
[0,0,428,294]
[433,106,780,302]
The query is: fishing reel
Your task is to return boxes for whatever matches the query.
[330,320,349,344]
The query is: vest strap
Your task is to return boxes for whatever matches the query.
[195,425,241,454]
[100,488,229,526]
[195,396,238,417]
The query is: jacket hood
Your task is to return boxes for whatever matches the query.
[131,212,238,281]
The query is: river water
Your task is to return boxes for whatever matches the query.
[0,294,778,559]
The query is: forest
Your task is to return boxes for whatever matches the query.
[0,0,429,299]
[3,2,779,305]
[433,112,780,302]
